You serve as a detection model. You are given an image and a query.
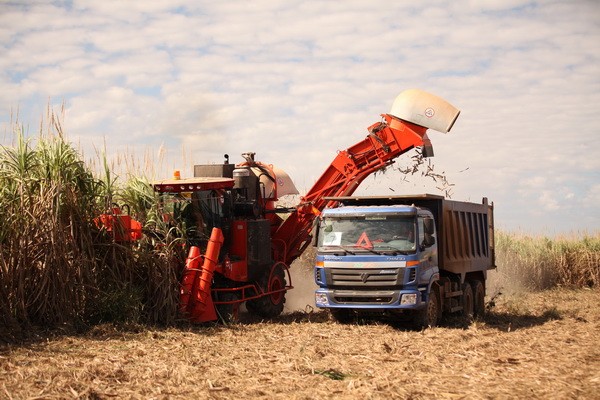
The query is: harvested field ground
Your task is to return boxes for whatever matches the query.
[1,288,599,400]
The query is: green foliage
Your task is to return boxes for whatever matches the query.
[314,369,349,380]
[88,283,145,324]
[0,119,184,331]
[0,126,102,327]
[119,176,157,222]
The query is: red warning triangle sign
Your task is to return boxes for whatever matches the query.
[355,231,373,249]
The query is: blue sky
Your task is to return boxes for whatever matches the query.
[1,0,599,234]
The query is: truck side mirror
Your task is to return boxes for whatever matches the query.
[423,234,435,247]
[423,217,435,235]
[422,217,435,248]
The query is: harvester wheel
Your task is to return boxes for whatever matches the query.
[246,263,287,318]
[471,280,485,318]
[416,287,440,329]
[215,291,240,324]
[461,282,474,321]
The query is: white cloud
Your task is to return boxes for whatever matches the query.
[539,190,560,211]
[0,0,599,234]
[582,183,600,207]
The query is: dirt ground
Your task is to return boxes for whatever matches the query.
[1,287,599,400]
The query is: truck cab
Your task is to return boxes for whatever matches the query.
[314,204,439,321]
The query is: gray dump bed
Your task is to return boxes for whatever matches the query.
[324,194,495,274]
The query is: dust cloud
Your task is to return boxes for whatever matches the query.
[284,266,318,313]
[284,247,318,313]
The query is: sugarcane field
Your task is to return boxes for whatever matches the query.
[1,266,599,399]
[2,3,600,397]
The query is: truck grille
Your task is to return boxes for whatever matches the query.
[329,268,404,288]
[333,295,394,304]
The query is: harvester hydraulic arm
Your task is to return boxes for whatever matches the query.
[272,114,432,266]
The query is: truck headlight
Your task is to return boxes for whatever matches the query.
[315,292,328,306]
[400,293,417,305]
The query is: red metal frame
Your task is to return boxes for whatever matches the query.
[212,262,294,305]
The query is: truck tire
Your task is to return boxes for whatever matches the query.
[246,263,287,318]
[330,308,354,324]
[416,289,440,328]
[461,282,474,320]
[471,280,485,318]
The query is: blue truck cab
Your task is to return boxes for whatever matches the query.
[313,194,495,327]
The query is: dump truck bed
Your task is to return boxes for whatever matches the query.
[324,194,495,274]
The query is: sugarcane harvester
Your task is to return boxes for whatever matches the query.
[151,89,460,322]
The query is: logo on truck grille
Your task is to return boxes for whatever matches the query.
[360,273,370,283]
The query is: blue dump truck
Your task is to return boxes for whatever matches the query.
[313,194,495,327]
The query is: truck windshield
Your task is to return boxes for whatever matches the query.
[317,216,416,253]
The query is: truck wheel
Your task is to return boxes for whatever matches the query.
[471,280,485,318]
[330,308,354,324]
[246,263,287,318]
[461,282,474,321]
[416,289,440,328]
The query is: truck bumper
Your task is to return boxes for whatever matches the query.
[315,288,425,310]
